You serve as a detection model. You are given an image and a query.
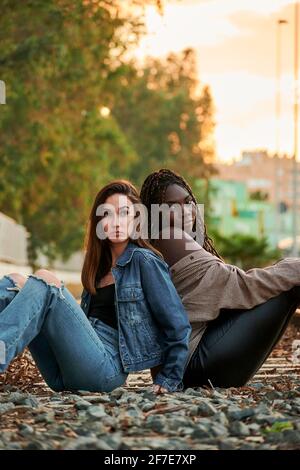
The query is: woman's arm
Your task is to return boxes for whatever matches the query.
[157,228,300,313]
[138,253,192,393]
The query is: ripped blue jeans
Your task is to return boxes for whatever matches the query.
[0,274,128,392]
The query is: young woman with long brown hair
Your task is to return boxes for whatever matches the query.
[0,180,191,394]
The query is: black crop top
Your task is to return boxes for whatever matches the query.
[88,283,118,330]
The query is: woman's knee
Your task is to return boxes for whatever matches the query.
[7,273,27,289]
[33,269,61,288]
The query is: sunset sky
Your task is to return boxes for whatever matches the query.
[135,0,298,162]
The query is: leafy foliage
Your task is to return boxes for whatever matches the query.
[112,49,217,188]
[210,231,282,270]
[0,1,216,267]
[0,1,154,266]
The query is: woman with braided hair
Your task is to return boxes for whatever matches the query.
[140,168,300,388]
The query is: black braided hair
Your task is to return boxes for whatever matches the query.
[140,168,223,260]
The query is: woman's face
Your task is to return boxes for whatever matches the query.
[99,193,135,244]
[163,184,197,234]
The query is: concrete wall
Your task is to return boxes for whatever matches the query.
[0,212,82,284]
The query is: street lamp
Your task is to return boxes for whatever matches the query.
[292,2,299,257]
[274,19,288,248]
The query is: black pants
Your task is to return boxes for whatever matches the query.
[183,285,300,388]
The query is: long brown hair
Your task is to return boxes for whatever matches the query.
[81,180,163,294]
[140,168,223,260]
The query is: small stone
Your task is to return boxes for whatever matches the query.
[265,391,283,401]
[86,395,111,404]
[110,387,127,399]
[211,423,229,438]
[196,401,217,417]
[145,415,167,433]
[212,411,229,427]
[188,405,199,416]
[0,403,15,414]
[227,406,254,421]
[102,432,123,450]
[86,405,107,419]
[280,430,300,444]
[34,412,55,424]
[19,396,40,408]
[184,388,202,395]
[7,392,26,403]
[140,402,155,412]
[191,424,212,439]
[255,414,285,425]
[90,422,107,435]
[7,443,22,450]
[229,421,250,437]
[18,423,34,437]
[24,441,48,450]
[238,443,256,450]
[64,437,102,450]
[247,423,261,433]
[74,400,92,410]
[249,382,265,389]
[140,389,157,401]
[218,440,237,450]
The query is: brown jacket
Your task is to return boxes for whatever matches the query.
[167,248,300,367]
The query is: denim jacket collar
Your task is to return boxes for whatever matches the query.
[115,241,140,267]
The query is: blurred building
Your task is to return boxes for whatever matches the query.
[206,178,294,250]
[0,211,82,283]
[0,212,28,265]
[212,150,300,251]
[215,150,300,209]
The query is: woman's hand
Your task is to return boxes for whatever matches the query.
[152,384,169,394]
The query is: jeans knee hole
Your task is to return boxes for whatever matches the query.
[28,274,65,299]
[3,275,21,291]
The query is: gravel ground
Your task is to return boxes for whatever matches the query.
[0,323,300,450]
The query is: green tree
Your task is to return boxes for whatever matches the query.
[112,48,217,188]
[0,0,160,267]
[249,190,269,201]
[210,230,282,270]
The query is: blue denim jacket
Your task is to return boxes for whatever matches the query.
[80,241,191,392]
